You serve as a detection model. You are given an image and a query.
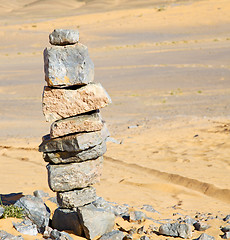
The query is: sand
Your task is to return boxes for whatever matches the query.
[0,0,229,239]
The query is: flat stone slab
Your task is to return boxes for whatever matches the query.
[39,124,109,153]
[47,157,103,192]
[57,187,97,208]
[43,140,107,164]
[77,203,115,239]
[49,29,79,46]
[159,223,192,239]
[42,83,111,122]
[50,111,104,138]
[44,43,94,87]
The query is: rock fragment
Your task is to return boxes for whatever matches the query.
[224,215,230,222]
[159,223,192,239]
[33,190,49,199]
[49,29,79,46]
[99,230,124,240]
[57,187,97,208]
[222,232,230,239]
[194,221,211,231]
[39,124,109,153]
[13,219,38,236]
[221,226,230,233]
[129,211,146,223]
[42,83,111,122]
[0,230,24,240]
[196,233,215,240]
[43,141,107,164]
[77,203,115,239]
[44,43,94,87]
[50,111,104,138]
[47,157,103,192]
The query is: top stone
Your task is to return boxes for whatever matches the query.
[49,29,79,46]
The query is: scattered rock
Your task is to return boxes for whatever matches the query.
[222,232,230,239]
[128,125,139,129]
[0,230,24,240]
[123,234,133,240]
[141,204,159,213]
[194,221,211,231]
[99,230,124,240]
[33,190,49,199]
[129,211,146,223]
[52,208,83,236]
[159,223,192,239]
[13,219,38,236]
[106,137,123,144]
[50,111,104,138]
[50,229,74,240]
[39,124,109,153]
[43,141,107,164]
[182,216,197,225]
[14,195,50,232]
[49,29,79,46]
[92,197,116,214]
[0,206,5,218]
[42,83,111,122]
[221,226,230,233]
[224,215,230,222]
[147,224,158,234]
[43,226,53,238]
[140,236,150,240]
[57,187,97,208]
[47,157,103,192]
[77,203,115,239]
[137,226,147,235]
[44,43,94,87]
[196,233,215,240]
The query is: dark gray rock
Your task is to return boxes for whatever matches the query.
[44,43,94,87]
[159,223,192,239]
[221,226,230,233]
[49,29,79,46]
[57,187,97,208]
[141,204,159,213]
[196,233,215,240]
[224,215,230,222]
[43,141,107,164]
[99,230,124,240]
[47,157,103,192]
[0,230,24,240]
[13,219,38,236]
[77,203,115,239]
[33,190,49,199]
[123,234,133,240]
[39,125,109,153]
[0,206,5,218]
[14,195,50,232]
[222,232,230,239]
[52,208,83,236]
[129,211,146,223]
[194,222,211,231]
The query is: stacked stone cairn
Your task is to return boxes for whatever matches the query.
[39,29,115,239]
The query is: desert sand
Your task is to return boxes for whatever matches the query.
[0,0,229,239]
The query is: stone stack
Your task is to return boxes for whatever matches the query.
[39,29,114,239]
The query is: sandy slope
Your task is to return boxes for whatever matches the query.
[0,0,229,239]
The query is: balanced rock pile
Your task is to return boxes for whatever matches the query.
[39,29,114,239]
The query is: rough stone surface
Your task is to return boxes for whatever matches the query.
[194,222,210,231]
[33,190,49,199]
[52,208,83,236]
[129,211,146,223]
[224,215,230,222]
[47,157,103,192]
[99,230,124,240]
[222,232,230,239]
[43,140,107,164]
[50,229,74,240]
[13,219,38,236]
[196,233,215,240]
[49,29,79,46]
[77,203,115,239]
[0,230,24,240]
[50,111,104,138]
[44,43,94,87]
[159,223,192,239]
[14,195,50,231]
[57,187,97,208]
[42,83,111,122]
[39,124,109,153]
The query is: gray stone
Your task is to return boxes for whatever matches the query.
[140,236,150,240]
[42,83,111,122]
[129,211,146,223]
[50,229,74,240]
[224,215,230,222]
[77,203,115,239]
[99,230,124,240]
[141,204,159,213]
[123,234,133,240]
[39,124,109,153]
[194,221,210,231]
[52,208,83,236]
[44,43,94,87]
[183,216,197,225]
[43,226,53,238]
[43,140,107,164]
[13,219,38,236]
[0,206,4,218]
[57,187,97,208]
[222,232,230,239]
[33,190,49,199]
[47,157,103,192]
[221,226,230,233]
[196,233,215,240]
[159,223,192,239]
[14,195,50,232]
[0,230,24,240]
[92,197,116,214]
[50,111,104,138]
[49,29,79,46]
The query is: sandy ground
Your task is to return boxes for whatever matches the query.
[0,0,229,239]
